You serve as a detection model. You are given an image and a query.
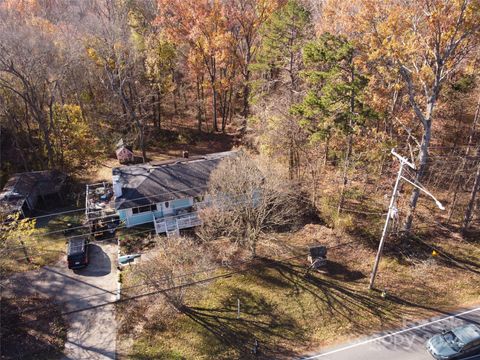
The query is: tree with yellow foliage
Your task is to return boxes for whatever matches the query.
[355,0,480,232]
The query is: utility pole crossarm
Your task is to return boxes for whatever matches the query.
[391,148,416,169]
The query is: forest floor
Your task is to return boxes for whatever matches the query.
[83,126,236,184]
[116,223,480,360]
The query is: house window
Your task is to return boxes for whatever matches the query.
[164,201,170,208]
[132,204,157,214]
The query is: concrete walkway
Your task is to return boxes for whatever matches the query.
[3,242,118,360]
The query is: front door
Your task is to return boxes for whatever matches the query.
[162,201,174,216]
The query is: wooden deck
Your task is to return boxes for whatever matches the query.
[154,211,202,236]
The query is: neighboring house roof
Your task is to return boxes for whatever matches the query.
[113,151,236,210]
[0,170,66,215]
[116,147,134,157]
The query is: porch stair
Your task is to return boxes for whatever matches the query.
[165,217,180,237]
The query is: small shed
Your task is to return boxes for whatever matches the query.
[115,139,134,164]
[0,170,66,217]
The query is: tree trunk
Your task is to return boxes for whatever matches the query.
[241,47,252,132]
[467,93,480,152]
[403,121,432,232]
[220,88,229,133]
[172,69,178,116]
[200,78,208,131]
[196,77,202,132]
[337,134,353,215]
[337,61,355,215]
[227,85,233,125]
[38,113,55,167]
[212,86,218,132]
[8,115,29,171]
[151,94,157,128]
[242,76,250,124]
[120,90,146,163]
[157,91,162,130]
[23,105,44,168]
[324,135,330,166]
[447,181,460,224]
[462,148,480,234]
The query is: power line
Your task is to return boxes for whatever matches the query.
[2,154,239,225]
[1,253,303,328]
[2,241,356,328]
[4,258,220,316]
[0,184,211,226]
[2,227,156,262]
[3,188,264,241]
[5,192,282,244]
[4,192,297,267]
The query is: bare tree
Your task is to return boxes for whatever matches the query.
[86,1,148,162]
[0,13,63,167]
[135,236,213,312]
[198,152,303,257]
[395,1,480,233]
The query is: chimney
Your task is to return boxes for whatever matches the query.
[182,150,189,158]
[112,175,122,198]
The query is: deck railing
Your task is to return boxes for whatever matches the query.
[154,211,202,235]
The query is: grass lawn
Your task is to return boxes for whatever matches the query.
[0,210,85,275]
[118,224,480,359]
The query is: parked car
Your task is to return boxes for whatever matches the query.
[426,324,480,359]
[67,236,90,269]
[118,254,141,267]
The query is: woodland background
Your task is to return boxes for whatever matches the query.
[0,0,479,237]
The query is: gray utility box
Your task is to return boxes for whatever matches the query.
[308,245,327,269]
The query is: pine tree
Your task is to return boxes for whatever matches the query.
[292,33,373,213]
[254,0,312,99]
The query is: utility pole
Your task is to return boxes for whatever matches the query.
[369,149,445,290]
[369,149,413,290]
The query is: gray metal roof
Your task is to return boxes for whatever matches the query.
[0,170,66,215]
[113,151,236,210]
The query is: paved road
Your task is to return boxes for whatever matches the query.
[301,305,480,360]
[3,242,118,360]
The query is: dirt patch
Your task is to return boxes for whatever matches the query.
[1,295,68,360]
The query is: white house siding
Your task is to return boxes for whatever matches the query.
[120,197,194,228]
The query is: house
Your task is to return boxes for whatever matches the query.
[0,170,66,217]
[115,138,134,164]
[111,151,236,236]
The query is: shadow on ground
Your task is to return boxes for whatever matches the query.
[183,285,303,359]
[170,257,449,359]
[73,244,112,277]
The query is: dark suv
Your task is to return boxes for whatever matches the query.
[67,237,89,269]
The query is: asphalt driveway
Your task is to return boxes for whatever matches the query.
[3,242,118,360]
